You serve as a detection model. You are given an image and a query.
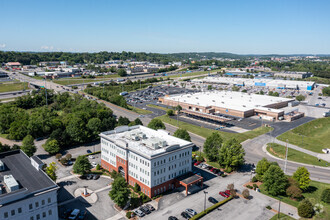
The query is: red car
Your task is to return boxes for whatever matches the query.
[210,167,215,172]
[194,161,201,166]
[225,190,231,195]
[219,192,229,198]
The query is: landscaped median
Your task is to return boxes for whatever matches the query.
[190,196,233,220]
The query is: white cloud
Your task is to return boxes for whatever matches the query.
[41,45,54,50]
[0,44,6,48]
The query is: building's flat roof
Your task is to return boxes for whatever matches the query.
[0,150,57,199]
[164,91,293,112]
[194,77,315,87]
[100,126,193,158]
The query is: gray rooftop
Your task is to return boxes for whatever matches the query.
[0,150,57,201]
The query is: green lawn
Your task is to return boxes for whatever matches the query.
[269,213,295,220]
[277,117,330,153]
[127,105,152,115]
[146,104,172,111]
[0,82,28,93]
[169,69,218,79]
[305,77,330,85]
[54,75,119,85]
[157,115,272,143]
[267,143,329,167]
[260,180,330,219]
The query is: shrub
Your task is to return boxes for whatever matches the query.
[253,184,258,190]
[221,173,227,177]
[110,170,121,180]
[298,199,314,218]
[190,197,232,220]
[55,153,62,160]
[242,189,250,199]
[246,185,253,189]
[60,158,67,165]
[126,211,132,219]
[96,164,101,170]
[227,183,234,191]
[166,109,174,116]
[230,189,236,197]
[266,205,272,210]
[321,188,330,203]
[251,176,258,182]
[65,154,72,160]
[134,183,141,193]
[224,167,232,173]
[286,185,302,199]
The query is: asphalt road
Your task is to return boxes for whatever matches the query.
[6,69,330,183]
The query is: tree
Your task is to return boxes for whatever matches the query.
[293,167,311,191]
[134,118,143,126]
[207,85,213,90]
[21,135,36,157]
[147,118,165,130]
[45,162,57,181]
[86,118,102,139]
[117,68,127,77]
[173,129,191,141]
[227,183,234,191]
[66,117,86,143]
[203,132,222,162]
[242,189,250,199]
[43,139,60,154]
[322,87,330,96]
[73,156,91,175]
[0,143,11,153]
[218,138,245,169]
[321,188,330,203]
[298,199,314,218]
[263,165,288,196]
[296,94,305,101]
[65,153,72,161]
[117,116,130,126]
[167,109,174,116]
[286,185,302,199]
[255,158,271,181]
[109,177,130,207]
[134,183,141,192]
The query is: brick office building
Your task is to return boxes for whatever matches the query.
[100,126,199,198]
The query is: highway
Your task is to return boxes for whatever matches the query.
[5,69,330,183]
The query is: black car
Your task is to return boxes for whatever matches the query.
[87,150,92,154]
[168,216,178,220]
[62,208,72,219]
[208,197,218,204]
[78,210,87,220]
[181,212,191,219]
[92,174,100,180]
[140,206,150,214]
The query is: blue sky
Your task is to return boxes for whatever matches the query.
[1,0,329,54]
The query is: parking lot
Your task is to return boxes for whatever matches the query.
[57,175,116,220]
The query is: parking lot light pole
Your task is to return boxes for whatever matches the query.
[277,196,282,219]
[284,139,289,174]
[203,191,208,211]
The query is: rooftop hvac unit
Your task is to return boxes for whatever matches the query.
[4,175,19,192]
[0,160,4,171]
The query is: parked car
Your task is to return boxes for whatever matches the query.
[225,190,231,195]
[87,150,92,154]
[92,162,97,167]
[92,174,100,180]
[206,166,213,170]
[194,161,201,166]
[89,155,95,159]
[62,209,72,219]
[78,210,87,220]
[185,208,197,216]
[68,209,80,220]
[134,209,145,217]
[181,211,191,219]
[192,159,197,164]
[140,206,150,214]
[219,192,228,198]
[208,197,218,204]
[168,216,178,220]
[146,204,155,211]
[210,167,216,172]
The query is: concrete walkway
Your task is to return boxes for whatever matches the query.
[105,210,126,220]
[274,139,330,163]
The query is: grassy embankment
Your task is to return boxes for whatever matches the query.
[146,104,172,111]
[277,117,330,153]
[266,143,329,167]
[0,82,28,93]
[260,180,330,219]
[127,105,152,115]
[54,75,119,85]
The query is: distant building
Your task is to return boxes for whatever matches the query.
[274,71,313,79]
[5,62,21,69]
[100,126,201,197]
[0,150,59,220]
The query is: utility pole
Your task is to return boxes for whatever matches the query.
[44,78,48,106]
[284,139,288,174]
[277,196,282,219]
[203,191,208,211]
